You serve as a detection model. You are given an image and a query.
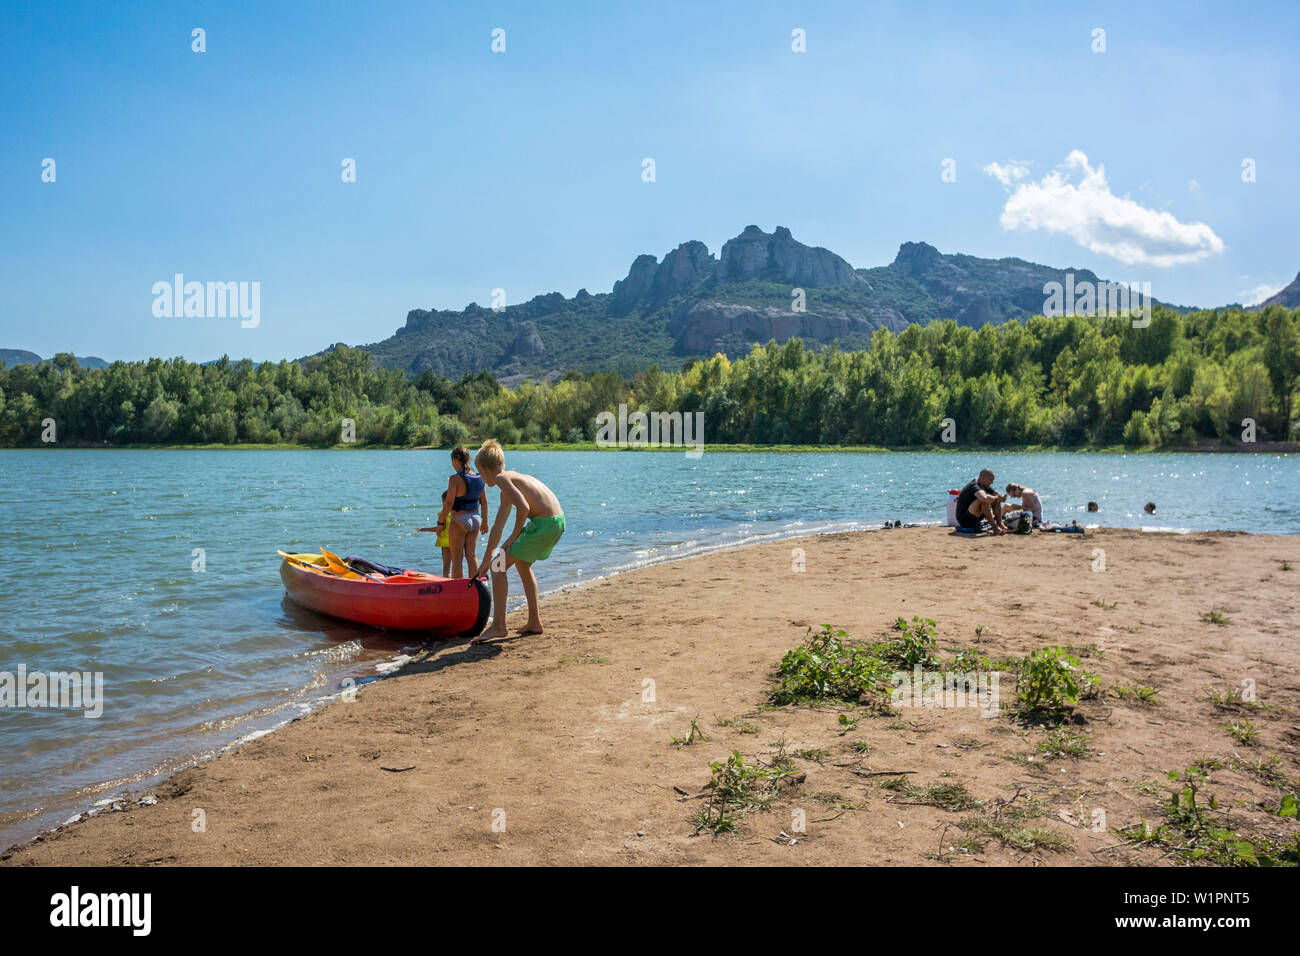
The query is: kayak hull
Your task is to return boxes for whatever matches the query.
[280,559,490,636]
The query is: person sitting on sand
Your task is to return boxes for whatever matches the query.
[437,445,488,578]
[956,469,1008,535]
[473,439,565,643]
[1003,483,1043,528]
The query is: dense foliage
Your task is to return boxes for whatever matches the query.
[436,305,1300,446]
[0,347,466,447]
[2,306,1297,447]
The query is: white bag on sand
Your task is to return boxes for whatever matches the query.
[946,491,959,527]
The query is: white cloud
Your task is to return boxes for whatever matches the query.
[988,150,1224,268]
[983,160,1030,186]
[1239,282,1285,306]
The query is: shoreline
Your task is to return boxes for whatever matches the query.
[1,516,888,851]
[5,525,1299,866]
[0,513,1210,851]
[2,443,1297,454]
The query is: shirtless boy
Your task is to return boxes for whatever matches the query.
[472,439,565,643]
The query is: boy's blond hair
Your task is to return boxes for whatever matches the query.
[475,438,505,473]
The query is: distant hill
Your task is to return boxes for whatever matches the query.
[0,349,109,370]
[339,225,1196,383]
[1256,272,1300,309]
[0,349,43,366]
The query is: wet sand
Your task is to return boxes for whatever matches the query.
[5,527,1299,866]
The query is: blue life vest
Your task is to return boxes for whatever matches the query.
[452,471,485,512]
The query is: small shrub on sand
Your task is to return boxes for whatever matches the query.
[1222,717,1259,747]
[670,715,707,747]
[1232,753,1287,787]
[770,626,892,707]
[950,649,991,670]
[1204,685,1262,711]
[794,748,830,763]
[1112,683,1160,704]
[886,616,939,667]
[883,781,981,811]
[692,747,801,835]
[1120,765,1300,866]
[953,788,1067,853]
[963,822,1072,852]
[1015,647,1097,714]
[1036,729,1090,759]
[715,715,760,734]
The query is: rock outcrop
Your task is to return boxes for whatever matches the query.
[611,241,717,312]
[612,225,863,314]
[651,240,713,300]
[893,241,942,278]
[668,300,904,354]
[511,321,545,358]
[522,292,566,317]
[715,225,862,288]
[611,254,659,311]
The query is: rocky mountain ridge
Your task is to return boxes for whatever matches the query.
[320,225,1242,381]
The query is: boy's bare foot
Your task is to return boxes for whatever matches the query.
[515,622,544,635]
[472,627,508,644]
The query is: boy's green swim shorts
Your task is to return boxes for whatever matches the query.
[508,514,565,563]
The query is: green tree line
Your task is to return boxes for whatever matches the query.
[0,347,469,447]
[439,305,1300,446]
[3,305,1297,448]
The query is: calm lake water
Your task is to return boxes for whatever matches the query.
[0,448,1296,846]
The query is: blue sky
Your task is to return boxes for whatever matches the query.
[1,0,1296,363]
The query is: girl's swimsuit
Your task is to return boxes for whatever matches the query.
[443,470,486,537]
[452,512,482,533]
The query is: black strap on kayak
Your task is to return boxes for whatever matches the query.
[343,556,404,577]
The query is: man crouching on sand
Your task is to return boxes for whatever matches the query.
[956,468,1009,535]
[473,439,565,643]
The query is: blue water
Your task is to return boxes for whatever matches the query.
[0,448,1295,847]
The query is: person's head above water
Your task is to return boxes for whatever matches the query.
[451,445,471,472]
[474,438,505,484]
[1144,502,1156,514]
[1087,501,1099,512]
[978,469,995,488]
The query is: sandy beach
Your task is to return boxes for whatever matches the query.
[4,526,1299,867]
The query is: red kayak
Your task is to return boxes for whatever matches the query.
[280,552,490,636]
